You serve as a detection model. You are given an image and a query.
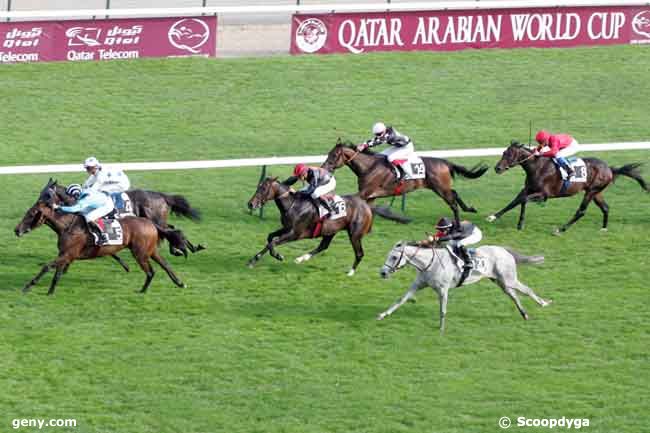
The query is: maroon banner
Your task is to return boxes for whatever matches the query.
[0,16,216,63]
[291,6,650,55]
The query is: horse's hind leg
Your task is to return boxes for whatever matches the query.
[453,190,477,213]
[346,231,365,276]
[557,191,595,234]
[111,254,130,272]
[132,251,155,293]
[512,281,552,307]
[295,234,335,264]
[593,192,609,231]
[494,279,529,320]
[151,250,186,288]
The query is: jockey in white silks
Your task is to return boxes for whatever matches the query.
[53,184,115,245]
[82,156,131,193]
[357,122,414,179]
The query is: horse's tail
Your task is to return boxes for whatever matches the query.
[162,194,202,221]
[503,247,544,265]
[371,206,411,224]
[612,163,649,192]
[447,161,489,179]
[155,225,189,258]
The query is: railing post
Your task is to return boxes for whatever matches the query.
[105,0,110,19]
[6,0,12,22]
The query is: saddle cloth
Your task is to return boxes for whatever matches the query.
[108,192,135,217]
[318,195,347,220]
[559,157,587,182]
[94,217,124,246]
[393,154,426,180]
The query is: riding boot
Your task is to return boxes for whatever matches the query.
[456,246,473,287]
[557,157,574,178]
[319,197,333,216]
[88,220,107,246]
[394,163,407,180]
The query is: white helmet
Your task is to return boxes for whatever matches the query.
[372,122,386,136]
[83,156,101,169]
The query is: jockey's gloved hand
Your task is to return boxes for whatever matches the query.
[52,203,60,210]
[357,142,369,152]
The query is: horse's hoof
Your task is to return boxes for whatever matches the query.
[600,228,608,233]
[347,269,356,277]
[377,313,387,321]
[523,313,529,320]
[542,299,553,307]
[467,207,477,213]
[552,228,562,236]
[295,254,311,264]
[486,215,497,223]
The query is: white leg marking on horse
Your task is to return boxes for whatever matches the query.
[347,268,356,277]
[486,215,497,222]
[295,253,312,264]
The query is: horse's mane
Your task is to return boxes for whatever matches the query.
[510,140,534,152]
[52,184,77,205]
[337,139,378,156]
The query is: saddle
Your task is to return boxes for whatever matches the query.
[108,192,134,217]
[89,216,124,246]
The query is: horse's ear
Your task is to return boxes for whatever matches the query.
[336,137,342,146]
[510,140,520,147]
[271,176,278,182]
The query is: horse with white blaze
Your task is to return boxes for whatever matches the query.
[378,241,552,332]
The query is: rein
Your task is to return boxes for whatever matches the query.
[387,243,435,273]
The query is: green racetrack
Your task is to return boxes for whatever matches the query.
[1,46,649,433]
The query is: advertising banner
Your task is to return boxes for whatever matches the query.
[291,6,650,55]
[0,16,217,63]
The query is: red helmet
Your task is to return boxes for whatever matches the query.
[293,163,308,177]
[535,130,551,144]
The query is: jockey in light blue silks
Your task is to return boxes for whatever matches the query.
[53,184,115,245]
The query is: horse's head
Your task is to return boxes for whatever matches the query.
[495,140,533,174]
[248,177,280,210]
[15,178,61,236]
[321,138,356,172]
[380,241,409,279]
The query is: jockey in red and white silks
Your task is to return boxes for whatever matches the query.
[533,130,580,177]
[357,122,414,179]
[284,164,337,214]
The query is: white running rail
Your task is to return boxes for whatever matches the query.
[1,142,648,175]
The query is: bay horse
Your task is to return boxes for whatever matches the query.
[321,139,488,226]
[488,141,649,233]
[378,241,551,332]
[53,184,205,256]
[14,179,188,295]
[247,177,396,276]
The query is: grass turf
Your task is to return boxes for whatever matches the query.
[1,46,649,433]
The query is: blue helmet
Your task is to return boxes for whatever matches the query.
[66,184,82,199]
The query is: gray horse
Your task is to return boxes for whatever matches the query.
[378,241,552,331]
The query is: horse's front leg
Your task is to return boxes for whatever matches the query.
[438,288,449,334]
[268,229,300,261]
[247,227,288,267]
[487,189,526,222]
[47,256,73,296]
[377,280,426,320]
[111,254,130,272]
[22,261,55,293]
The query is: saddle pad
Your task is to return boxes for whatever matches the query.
[100,218,124,245]
[560,158,587,183]
[110,192,135,217]
[403,154,425,180]
[318,195,347,220]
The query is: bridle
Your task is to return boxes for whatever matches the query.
[385,242,436,274]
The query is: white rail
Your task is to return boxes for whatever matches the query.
[2,1,650,20]
[0,142,648,175]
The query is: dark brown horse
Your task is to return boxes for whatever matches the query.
[247,177,392,276]
[53,184,205,256]
[489,141,649,233]
[14,179,188,295]
[321,140,488,226]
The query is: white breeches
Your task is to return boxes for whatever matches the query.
[557,139,579,158]
[311,177,337,199]
[85,201,115,222]
[449,227,483,248]
[380,143,414,162]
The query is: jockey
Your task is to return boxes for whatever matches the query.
[284,164,337,215]
[357,122,414,179]
[420,217,482,286]
[533,130,580,178]
[53,184,115,245]
[82,156,131,193]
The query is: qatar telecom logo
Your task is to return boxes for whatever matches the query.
[632,11,650,38]
[168,19,210,53]
[295,18,327,53]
